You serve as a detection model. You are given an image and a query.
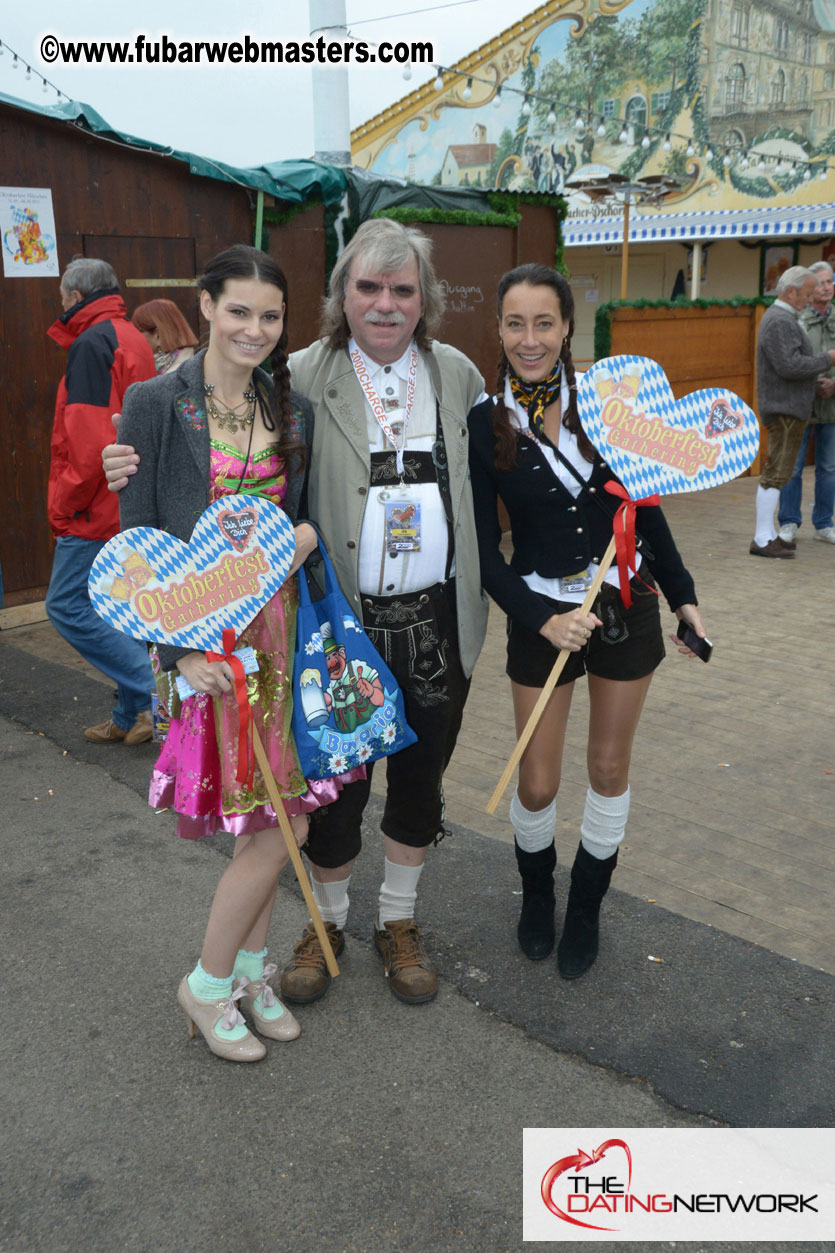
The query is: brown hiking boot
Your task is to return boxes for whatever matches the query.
[84,710,153,745]
[279,922,344,1004]
[373,919,438,1004]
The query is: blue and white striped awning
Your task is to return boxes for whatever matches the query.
[564,204,835,247]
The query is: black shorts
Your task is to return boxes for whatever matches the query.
[506,575,665,688]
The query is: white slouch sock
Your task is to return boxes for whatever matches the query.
[377,858,424,926]
[509,790,557,853]
[580,787,630,860]
[311,874,351,929]
[754,485,780,546]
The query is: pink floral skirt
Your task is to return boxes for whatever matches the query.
[149,578,364,839]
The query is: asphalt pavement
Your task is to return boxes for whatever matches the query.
[1,645,832,1252]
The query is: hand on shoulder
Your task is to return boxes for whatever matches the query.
[103,413,139,491]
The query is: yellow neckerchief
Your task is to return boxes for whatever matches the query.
[508,361,563,447]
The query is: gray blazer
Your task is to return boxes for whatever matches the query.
[118,348,313,670]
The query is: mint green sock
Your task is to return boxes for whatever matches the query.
[233,946,287,1022]
[233,946,267,983]
[187,961,248,1042]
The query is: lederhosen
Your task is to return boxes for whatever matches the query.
[305,404,471,865]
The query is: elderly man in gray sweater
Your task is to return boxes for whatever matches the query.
[752,265,835,557]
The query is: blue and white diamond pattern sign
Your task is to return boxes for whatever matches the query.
[88,497,295,650]
[577,356,760,498]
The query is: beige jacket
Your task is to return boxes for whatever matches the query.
[290,338,488,677]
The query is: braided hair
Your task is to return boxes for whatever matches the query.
[197,244,305,472]
[492,263,596,471]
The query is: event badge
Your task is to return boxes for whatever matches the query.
[558,568,592,595]
[385,500,421,552]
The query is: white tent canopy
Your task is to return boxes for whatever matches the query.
[564,204,835,247]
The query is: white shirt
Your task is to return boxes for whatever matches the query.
[503,374,642,604]
[350,339,452,596]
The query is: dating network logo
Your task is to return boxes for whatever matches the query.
[539,1136,819,1233]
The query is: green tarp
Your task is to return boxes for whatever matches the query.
[0,89,347,206]
[2,88,540,217]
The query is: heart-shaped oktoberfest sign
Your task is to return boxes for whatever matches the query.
[577,355,760,497]
[88,496,296,650]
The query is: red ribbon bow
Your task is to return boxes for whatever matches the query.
[206,627,253,789]
[603,482,660,608]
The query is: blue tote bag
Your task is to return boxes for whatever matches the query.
[292,543,417,780]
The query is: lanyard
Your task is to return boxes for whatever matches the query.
[350,344,418,477]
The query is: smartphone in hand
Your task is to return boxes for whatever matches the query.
[677,619,713,662]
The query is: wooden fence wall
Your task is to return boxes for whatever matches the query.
[608,303,767,474]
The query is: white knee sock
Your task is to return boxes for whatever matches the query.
[311,873,351,929]
[509,790,557,853]
[581,786,630,860]
[754,485,780,546]
[377,858,424,926]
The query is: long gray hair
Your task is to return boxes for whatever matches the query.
[321,218,445,351]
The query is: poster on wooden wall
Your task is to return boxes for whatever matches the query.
[1,187,58,277]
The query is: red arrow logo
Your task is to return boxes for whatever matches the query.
[541,1139,633,1231]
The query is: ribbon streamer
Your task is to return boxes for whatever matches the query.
[207,626,254,789]
[603,482,660,608]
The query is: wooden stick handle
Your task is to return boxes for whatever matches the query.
[486,536,618,815]
[249,724,340,978]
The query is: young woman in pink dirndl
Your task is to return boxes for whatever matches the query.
[118,245,363,1062]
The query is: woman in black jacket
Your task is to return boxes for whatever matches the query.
[468,264,708,978]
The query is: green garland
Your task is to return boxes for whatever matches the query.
[263,199,320,227]
[263,189,569,287]
[371,205,518,228]
[594,294,771,359]
[371,191,568,272]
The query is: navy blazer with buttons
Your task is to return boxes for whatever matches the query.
[467,397,697,636]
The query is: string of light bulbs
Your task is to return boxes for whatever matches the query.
[0,39,68,101]
[415,61,833,184]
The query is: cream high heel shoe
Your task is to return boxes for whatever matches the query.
[238,964,301,1042]
[177,976,266,1062]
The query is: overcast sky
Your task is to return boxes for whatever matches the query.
[1,0,535,167]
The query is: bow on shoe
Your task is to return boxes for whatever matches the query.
[235,963,280,1009]
[219,981,248,1032]
[247,962,279,1010]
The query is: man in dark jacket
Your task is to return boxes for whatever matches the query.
[46,257,157,742]
[751,265,835,558]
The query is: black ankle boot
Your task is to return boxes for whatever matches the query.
[514,840,556,960]
[556,842,617,979]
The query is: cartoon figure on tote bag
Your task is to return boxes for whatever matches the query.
[320,620,384,732]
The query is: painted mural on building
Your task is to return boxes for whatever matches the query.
[351,0,835,213]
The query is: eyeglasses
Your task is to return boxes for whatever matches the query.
[351,278,419,300]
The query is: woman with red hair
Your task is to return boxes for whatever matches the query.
[132,298,198,375]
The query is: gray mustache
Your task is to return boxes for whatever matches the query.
[364,310,406,326]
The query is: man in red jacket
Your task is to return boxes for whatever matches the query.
[46,257,157,743]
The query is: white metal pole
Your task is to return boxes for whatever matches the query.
[310,0,352,165]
